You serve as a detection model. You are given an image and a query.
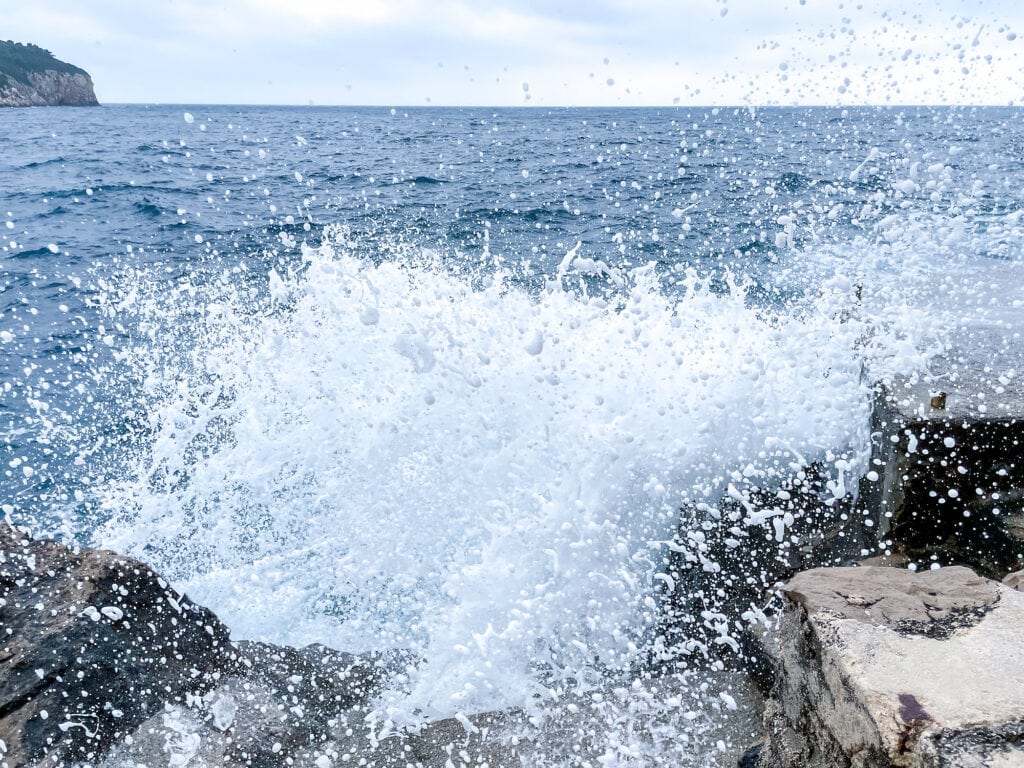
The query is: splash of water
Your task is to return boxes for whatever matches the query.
[86,222,937,738]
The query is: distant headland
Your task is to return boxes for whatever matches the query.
[0,41,99,107]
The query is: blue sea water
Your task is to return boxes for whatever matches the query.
[2,104,1023,763]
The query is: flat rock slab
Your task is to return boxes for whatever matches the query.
[760,565,1024,767]
[784,564,999,637]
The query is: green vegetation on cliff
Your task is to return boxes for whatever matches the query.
[0,40,86,86]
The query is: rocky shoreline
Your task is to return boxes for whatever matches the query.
[2,375,1023,767]
[0,520,456,768]
[0,70,99,108]
[4,523,1023,767]
[748,371,1024,767]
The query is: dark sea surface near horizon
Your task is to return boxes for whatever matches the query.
[2,104,1023,762]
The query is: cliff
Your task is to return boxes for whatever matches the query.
[0,40,99,107]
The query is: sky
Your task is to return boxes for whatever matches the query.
[6,0,1024,106]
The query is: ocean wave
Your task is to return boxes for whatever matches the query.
[89,222,942,727]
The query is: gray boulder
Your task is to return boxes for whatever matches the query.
[759,565,1024,767]
[0,522,405,768]
[0,521,234,767]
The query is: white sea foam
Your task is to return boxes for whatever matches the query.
[91,222,950,758]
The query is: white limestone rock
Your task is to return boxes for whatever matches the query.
[759,565,1024,767]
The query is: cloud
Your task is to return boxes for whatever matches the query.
[3,0,1023,104]
[247,0,415,26]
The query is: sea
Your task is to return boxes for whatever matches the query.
[2,104,1023,765]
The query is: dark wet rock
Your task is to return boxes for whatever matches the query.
[0,522,409,768]
[737,742,763,767]
[205,642,403,767]
[0,522,533,768]
[233,640,399,721]
[859,382,1024,579]
[925,723,1024,767]
[330,710,530,768]
[101,700,531,768]
[0,521,234,767]
[659,462,872,686]
[758,565,1024,768]
[101,656,764,767]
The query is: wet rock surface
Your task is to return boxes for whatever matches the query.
[0,522,414,768]
[101,703,531,768]
[1,523,758,768]
[100,671,764,768]
[860,381,1024,579]
[661,462,874,685]
[0,521,234,767]
[758,565,1024,768]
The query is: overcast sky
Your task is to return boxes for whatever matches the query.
[6,0,1023,106]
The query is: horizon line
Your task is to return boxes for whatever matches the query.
[81,102,1024,110]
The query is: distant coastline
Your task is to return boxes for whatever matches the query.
[0,40,99,107]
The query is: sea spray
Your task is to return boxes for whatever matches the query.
[91,224,935,738]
